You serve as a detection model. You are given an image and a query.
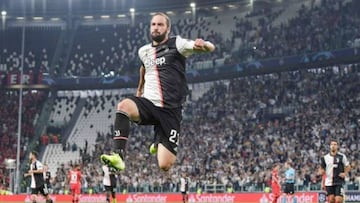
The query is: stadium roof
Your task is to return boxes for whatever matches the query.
[1,0,285,17]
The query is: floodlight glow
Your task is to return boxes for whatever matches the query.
[190,3,196,8]
[129,8,135,13]
[1,10,7,16]
[33,17,43,20]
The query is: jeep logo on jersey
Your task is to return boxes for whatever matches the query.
[144,56,166,67]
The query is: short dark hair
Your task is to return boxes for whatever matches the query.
[330,138,339,144]
[31,151,38,158]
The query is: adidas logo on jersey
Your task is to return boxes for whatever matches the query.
[114,130,121,137]
[144,56,166,67]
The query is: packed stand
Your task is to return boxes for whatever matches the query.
[63,0,360,77]
[181,65,360,192]
[48,65,360,193]
[230,0,360,63]
[0,90,47,190]
[64,14,227,77]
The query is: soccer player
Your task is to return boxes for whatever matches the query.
[43,164,52,194]
[101,12,215,171]
[24,151,53,203]
[283,161,295,203]
[271,163,281,203]
[319,139,351,203]
[102,164,117,203]
[68,164,82,203]
[180,173,189,203]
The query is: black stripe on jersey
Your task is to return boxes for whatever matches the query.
[153,37,187,108]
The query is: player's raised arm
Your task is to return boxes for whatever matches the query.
[136,65,145,97]
[176,35,215,57]
[193,38,215,53]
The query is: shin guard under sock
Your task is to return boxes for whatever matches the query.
[113,111,130,158]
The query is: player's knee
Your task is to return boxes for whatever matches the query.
[158,162,173,171]
[158,156,175,171]
[117,99,130,112]
[328,198,335,203]
[117,99,138,117]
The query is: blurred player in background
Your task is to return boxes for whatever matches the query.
[43,164,52,194]
[271,163,281,203]
[102,164,117,203]
[319,139,351,203]
[180,173,189,203]
[68,164,82,203]
[24,151,53,203]
[101,12,215,172]
[282,161,295,203]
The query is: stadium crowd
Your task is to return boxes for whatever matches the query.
[0,90,46,189]
[63,15,228,77]
[230,0,360,63]
[46,65,360,194]
[1,0,359,78]
[63,0,360,77]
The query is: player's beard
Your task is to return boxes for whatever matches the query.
[331,148,337,154]
[151,31,167,43]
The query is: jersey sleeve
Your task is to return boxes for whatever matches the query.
[342,154,350,167]
[138,47,145,66]
[320,157,326,170]
[37,161,43,170]
[102,165,108,175]
[176,35,195,57]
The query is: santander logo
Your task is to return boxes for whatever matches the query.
[126,194,167,203]
[24,195,57,202]
[188,194,236,203]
